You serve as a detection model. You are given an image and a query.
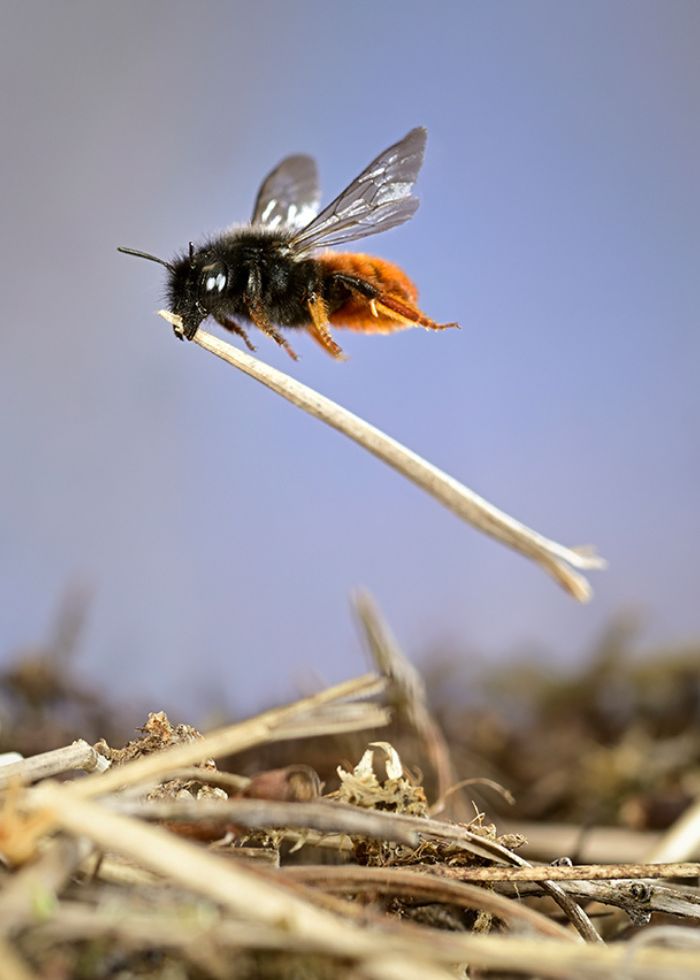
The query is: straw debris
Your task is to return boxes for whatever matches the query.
[2,628,700,980]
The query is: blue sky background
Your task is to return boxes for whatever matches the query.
[1,1,698,713]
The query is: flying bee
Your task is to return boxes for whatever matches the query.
[118,127,458,361]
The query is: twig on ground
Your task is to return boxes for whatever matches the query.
[111,797,420,846]
[0,741,109,789]
[282,865,576,939]
[428,861,700,881]
[494,879,700,921]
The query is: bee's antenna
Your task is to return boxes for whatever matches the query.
[117,246,175,273]
[188,241,195,268]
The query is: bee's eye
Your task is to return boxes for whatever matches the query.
[200,261,228,297]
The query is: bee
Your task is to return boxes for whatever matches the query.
[118,127,458,361]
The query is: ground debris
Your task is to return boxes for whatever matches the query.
[95,710,214,768]
[2,626,700,979]
[332,741,428,816]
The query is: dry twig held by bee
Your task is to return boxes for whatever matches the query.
[159,315,606,601]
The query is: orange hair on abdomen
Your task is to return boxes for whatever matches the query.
[319,252,420,333]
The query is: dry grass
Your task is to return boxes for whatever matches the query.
[2,603,700,979]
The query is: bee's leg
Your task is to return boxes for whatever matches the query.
[327,272,458,331]
[246,300,299,361]
[215,316,257,352]
[326,273,379,301]
[306,293,345,360]
[325,271,425,325]
[260,321,299,361]
[371,293,459,331]
[245,268,299,360]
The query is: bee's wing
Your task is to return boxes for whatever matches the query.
[251,154,321,233]
[288,128,426,254]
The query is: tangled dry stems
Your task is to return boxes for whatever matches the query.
[1,661,700,979]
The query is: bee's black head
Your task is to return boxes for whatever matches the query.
[168,245,231,341]
[117,243,229,341]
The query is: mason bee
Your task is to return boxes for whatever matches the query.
[118,127,457,360]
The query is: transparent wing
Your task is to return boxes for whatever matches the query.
[288,127,427,254]
[251,154,321,233]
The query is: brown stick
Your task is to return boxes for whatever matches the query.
[430,862,700,881]
[0,741,109,789]
[282,865,576,940]
[159,316,606,601]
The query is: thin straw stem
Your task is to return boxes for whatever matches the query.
[160,315,606,601]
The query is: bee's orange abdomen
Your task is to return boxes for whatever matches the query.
[320,252,419,301]
[319,252,421,333]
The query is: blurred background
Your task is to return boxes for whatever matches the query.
[1,1,698,718]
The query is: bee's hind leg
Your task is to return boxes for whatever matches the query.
[326,273,379,301]
[371,293,460,331]
[326,271,458,332]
